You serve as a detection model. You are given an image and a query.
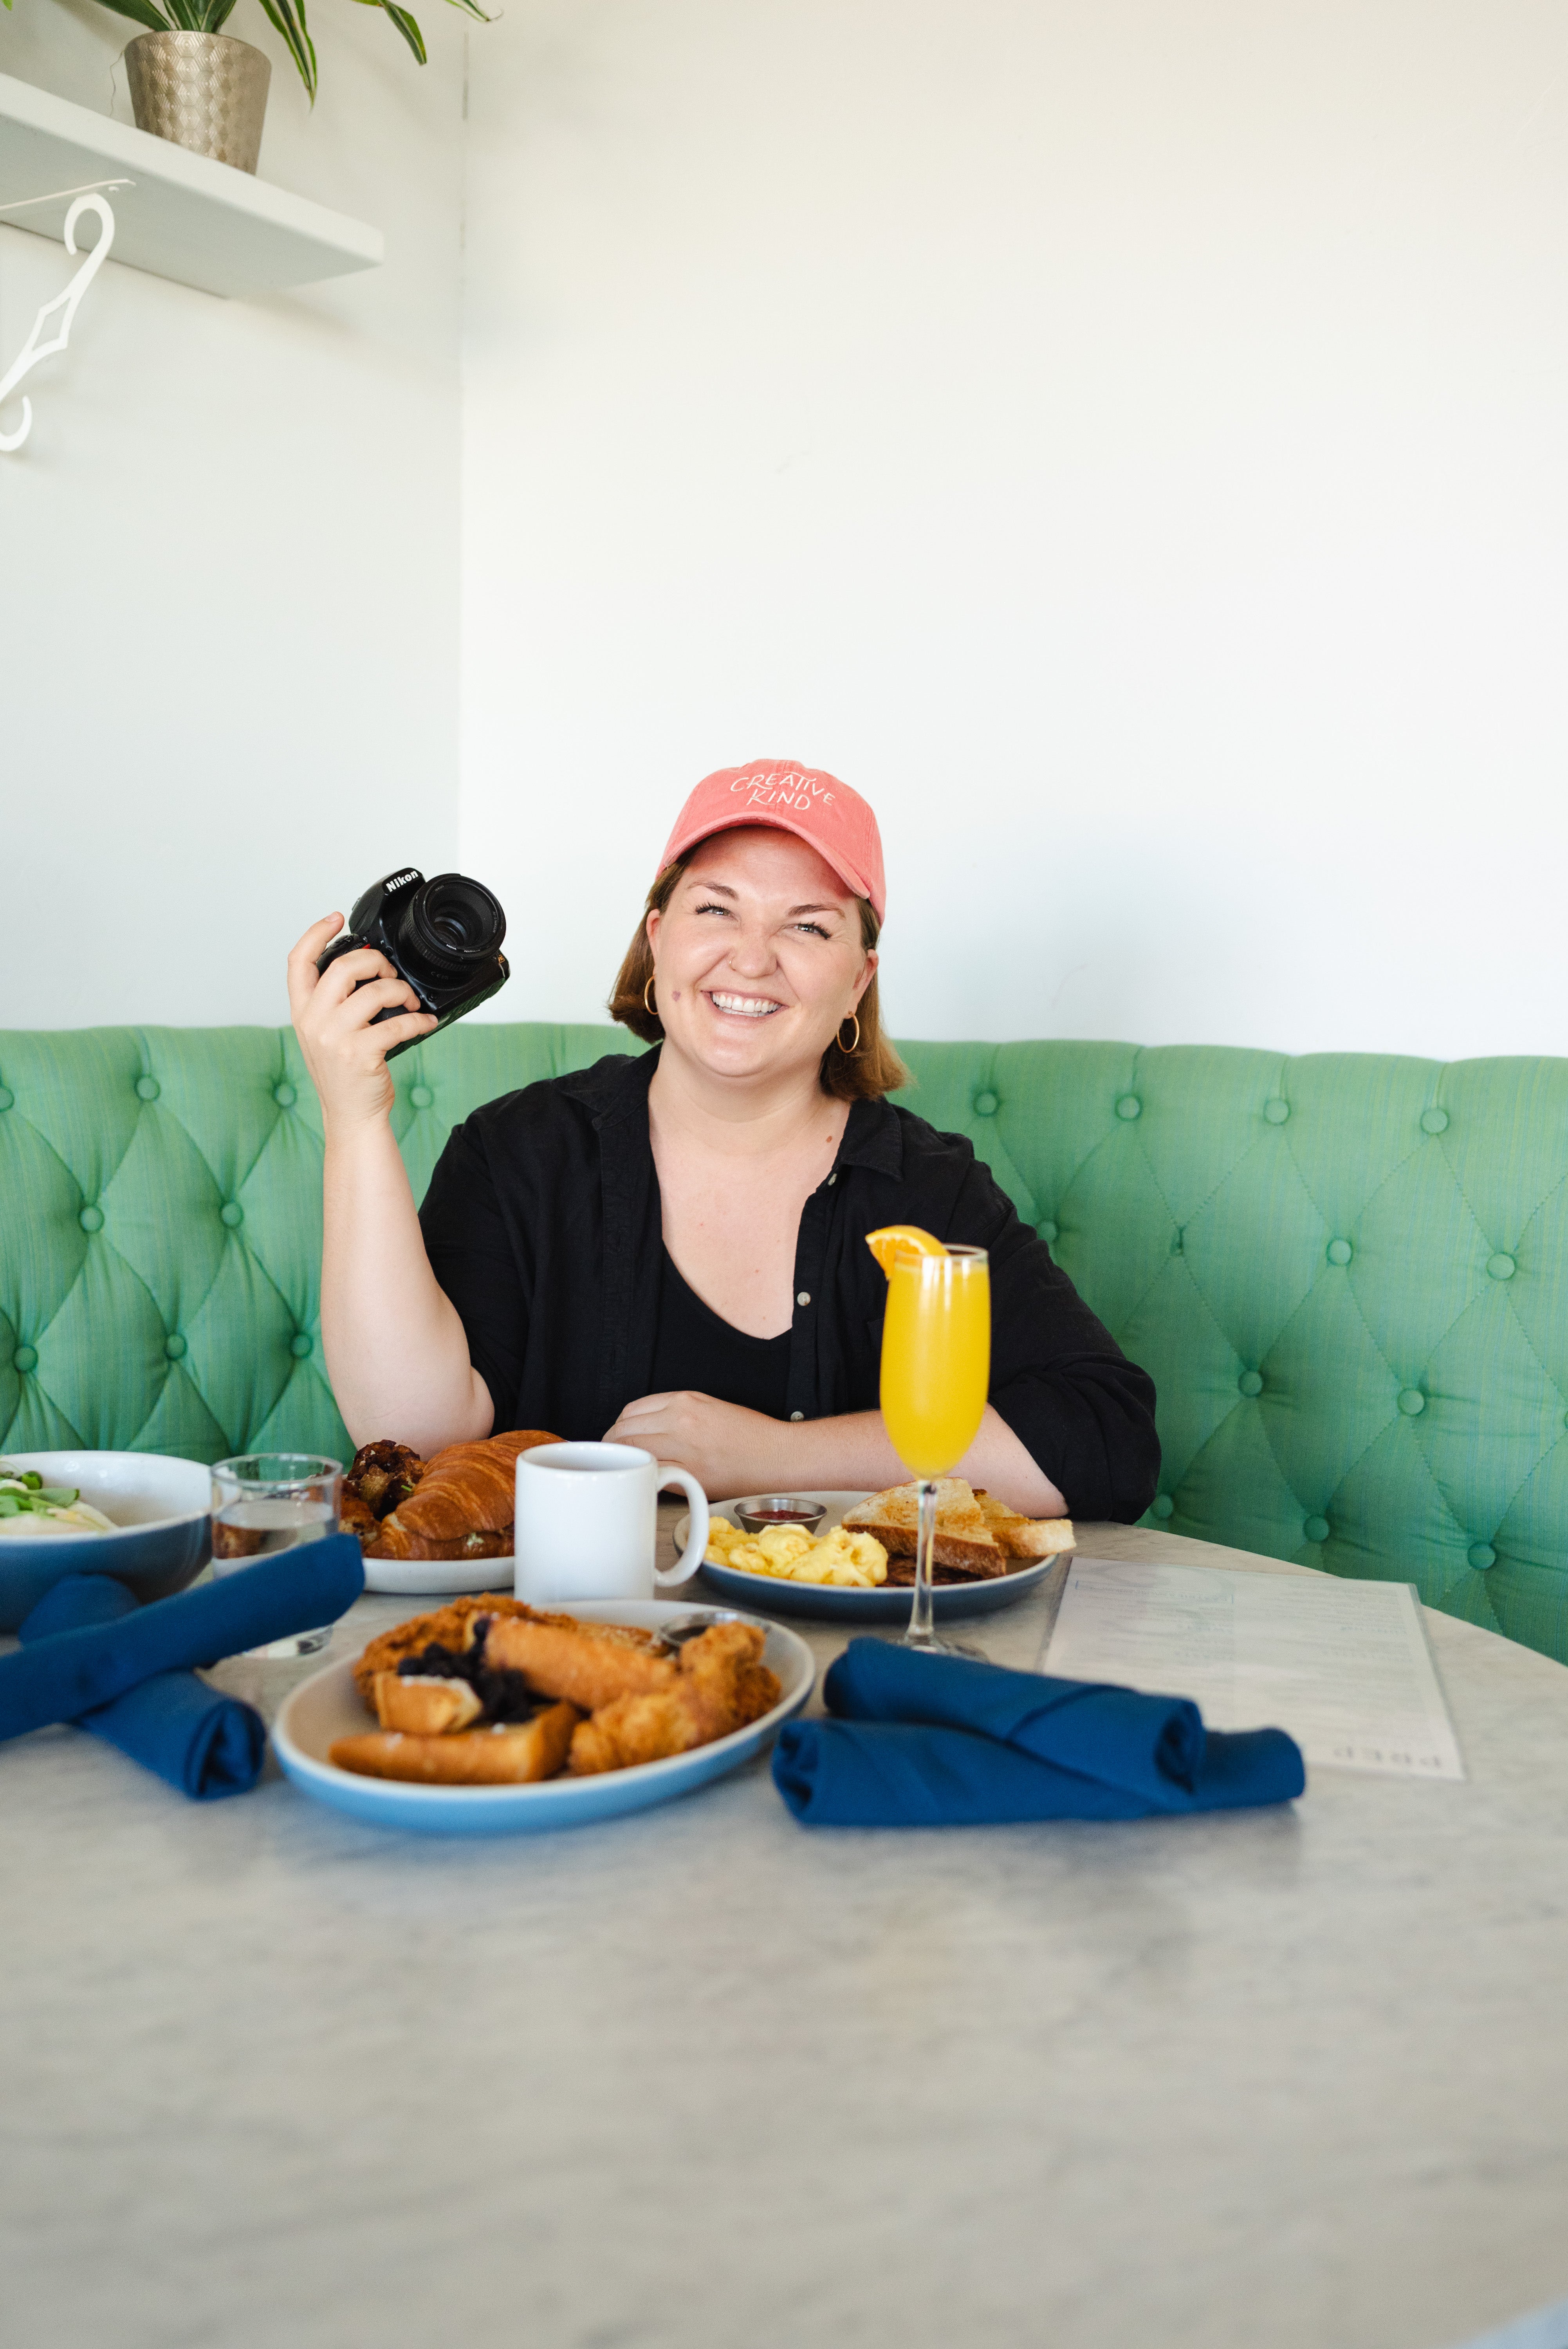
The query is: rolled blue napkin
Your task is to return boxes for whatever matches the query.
[0,1533,364,1748]
[19,1576,265,1799]
[772,1637,1305,1826]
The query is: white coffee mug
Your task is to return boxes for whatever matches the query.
[513,1442,710,1604]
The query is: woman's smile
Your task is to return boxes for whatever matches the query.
[706,988,785,1019]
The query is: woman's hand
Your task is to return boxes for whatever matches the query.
[287,915,437,1134]
[603,1391,793,1499]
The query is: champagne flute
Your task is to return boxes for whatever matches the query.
[878,1243,991,1653]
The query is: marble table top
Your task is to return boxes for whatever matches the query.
[4,1520,1568,2349]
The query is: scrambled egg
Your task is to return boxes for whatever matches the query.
[705,1516,888,1588]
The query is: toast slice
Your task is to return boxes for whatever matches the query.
[973,1491,1077,1559]
[841,1479,1007,1578]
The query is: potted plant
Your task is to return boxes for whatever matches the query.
[10,0,489,175]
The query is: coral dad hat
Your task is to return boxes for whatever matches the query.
[657,760,886,924]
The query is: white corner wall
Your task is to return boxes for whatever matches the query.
[0,0,466,1028]
[460,0,1568,1060]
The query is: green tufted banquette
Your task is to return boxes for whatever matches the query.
[3,1025,1567,1662]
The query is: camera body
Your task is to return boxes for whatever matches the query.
[315,868,509,1059]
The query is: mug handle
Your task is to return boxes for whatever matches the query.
[655,1465,709,1586]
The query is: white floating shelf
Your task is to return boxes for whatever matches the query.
[0,69,382,298]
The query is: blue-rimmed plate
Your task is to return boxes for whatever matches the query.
[683,1492,1065,1623]
[272,1600,815,1835]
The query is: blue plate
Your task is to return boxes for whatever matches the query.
[686,1491,1065,1624]
[272,1600,816,1835]
[0,1449,211,1632]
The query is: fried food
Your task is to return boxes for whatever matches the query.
[330,1703,578,1786]
[372,1671,483,1734]
[344,1440,425,1519]
[705,1517,888,1587]
[568,1621,779,1775]
[334,1600,781,1790]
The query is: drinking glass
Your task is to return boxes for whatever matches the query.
[878,1243,991,1654]
[210,1452,343,1658]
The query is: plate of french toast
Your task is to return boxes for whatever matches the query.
[339,1429,562,1593]
[272,1597,814,1833]
[686,1482,1075,1622]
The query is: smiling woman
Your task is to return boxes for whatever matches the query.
[287,759,1159,1520]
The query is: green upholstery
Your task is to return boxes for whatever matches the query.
[4,1025,1567,1662]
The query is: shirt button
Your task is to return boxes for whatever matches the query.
[796,1291,811,1307]
[789,1410,804,1422]
[827,1173,837,1185]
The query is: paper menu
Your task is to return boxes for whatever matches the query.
[1043,1558,1464,1781]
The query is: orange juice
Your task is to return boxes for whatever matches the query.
[879,1247,991,1478]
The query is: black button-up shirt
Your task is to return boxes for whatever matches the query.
[419,1049,1159,1521]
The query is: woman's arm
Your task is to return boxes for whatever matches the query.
[288,917,494,1454]
[601,1394,1067,1515]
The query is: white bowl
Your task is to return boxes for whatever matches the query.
[273,1600,816,1835]
[0,1449,211,1632]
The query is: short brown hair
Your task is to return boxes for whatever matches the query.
[608,857,908,1102]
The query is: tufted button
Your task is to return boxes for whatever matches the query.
[409,1085,434,1110]
[164,1333,187,1361]
[12,1344,37,1374]
[1420,1107,1449,1135]
[1468,1542,1497,1571]
[1264,1099,1290,1125]
[78,1205,103,1233]
[1304,1516,1330,1543]
[220,1202,244,1229]
[1151,1494,1175,1521]
[135,1075,160,1102]
[0,1086,12,1111]
[1487,1252,1516,1281]
[1115,1095,1141,1121]
[789,1410,804,1422]
[974,1090,999,1117]
[289,1332,313,1360]
[796,1291,811,1308]
[1326,1239,1353,1267]
[1397,1388,1425,1416]
[273,1082,296,1108]
[1238,1370,1264,1398]
[1169,1229,1184,1256]
[1040,1220,1059,1245]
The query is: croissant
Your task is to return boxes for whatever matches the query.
[363,1429,561,1560]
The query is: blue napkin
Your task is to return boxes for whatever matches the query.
[0,1534,364,1748]
[19,1577,266,1799]
[772,1637,1305,1826]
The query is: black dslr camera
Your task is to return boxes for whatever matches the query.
[316,868,509,1058]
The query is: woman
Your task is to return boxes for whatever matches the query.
[287,758,1158,1515]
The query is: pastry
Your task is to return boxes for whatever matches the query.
[359,1429,562,1561]
[329,1703,579,1786]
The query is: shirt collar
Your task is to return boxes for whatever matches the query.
[561,1045,904,1175]
[835,1092,904,1179]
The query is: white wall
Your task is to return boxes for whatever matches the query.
[460,0,1568,1060]
[0,0,466,1027]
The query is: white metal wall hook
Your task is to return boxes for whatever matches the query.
[0,194,117,455]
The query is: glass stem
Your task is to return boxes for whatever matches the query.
[909,1476,938,1646]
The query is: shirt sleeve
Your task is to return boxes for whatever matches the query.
[417,1116,523,1432]
[945,1157,1161,1523]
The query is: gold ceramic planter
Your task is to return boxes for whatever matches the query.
[123,31,271,175]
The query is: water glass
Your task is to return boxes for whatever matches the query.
[211,1452,343,1658]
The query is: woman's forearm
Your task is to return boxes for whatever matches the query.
[320,1118,493,1453]
[772,1405,1066,1515]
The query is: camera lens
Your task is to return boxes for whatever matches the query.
[396,873,507,985]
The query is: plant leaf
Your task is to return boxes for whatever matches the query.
[203,0,241,26]
[351,0,428,65]
[93,0,176,31]
[254,0,318,101]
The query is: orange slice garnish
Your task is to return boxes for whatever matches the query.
[864,1224,949,1277]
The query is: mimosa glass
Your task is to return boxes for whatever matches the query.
[879,1243,990,1652]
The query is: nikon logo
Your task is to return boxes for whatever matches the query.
[386,870,419,891]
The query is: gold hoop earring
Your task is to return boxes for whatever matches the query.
[643,975,658,1019]
[837,1014,861,1056]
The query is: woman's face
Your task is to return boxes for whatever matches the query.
[646,827,875,1088]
